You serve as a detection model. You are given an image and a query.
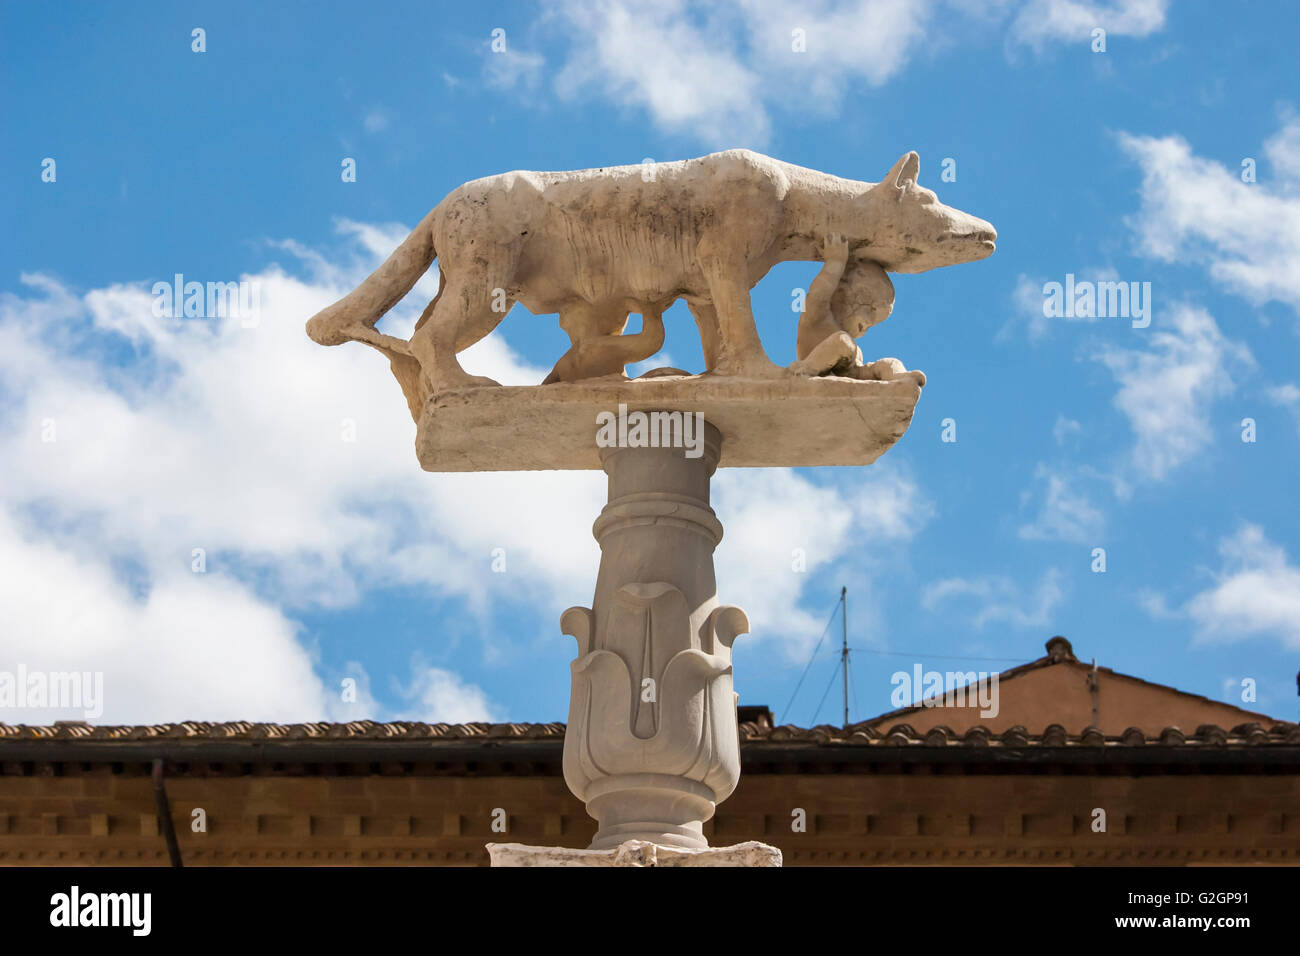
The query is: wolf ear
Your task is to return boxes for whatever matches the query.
[880,151,920,194]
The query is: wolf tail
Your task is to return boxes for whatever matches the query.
[305,207,439,346]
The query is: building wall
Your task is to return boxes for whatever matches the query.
[3,764,1296,866]
[724,770,1299,865]
[876,662,1278,737]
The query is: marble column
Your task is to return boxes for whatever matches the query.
[560,417,748,850]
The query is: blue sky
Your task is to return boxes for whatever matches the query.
[2,0,1297,727]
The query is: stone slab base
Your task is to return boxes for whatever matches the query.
[416,372,921,471]
[486,840,783,867]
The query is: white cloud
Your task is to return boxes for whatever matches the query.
[552,1,769,145]
[714,464,931,659]
[1093,305,1253,480]
[1118,116,1300,315]
[1003,268,1121,342]
[1006,273,1057,342]
[1136,587,1176,620]
[714,470,845,649]
[395,665,500,723]
[1267,383,1300,435]
[923,568,1065,630]
[484,46,546,92]
[1183,525,1300,650]
[543,1,1168,146]
[0,509,332,724]
[1053,415,1083,447]
[363,108,390,133]
[848,466,935,542]
[1268,383,1300,406]
[1010,0,1167,49]
[1264,110,1300,188]
[734,0,935,105]
[1018,464,1105,544]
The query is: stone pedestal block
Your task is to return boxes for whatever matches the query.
[488,840,782,867]
[416,373,922,471]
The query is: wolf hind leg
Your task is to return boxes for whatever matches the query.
[544,302,666,384]
[407,265,514,392]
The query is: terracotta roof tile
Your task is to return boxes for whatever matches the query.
[1120,727,1146,746]
[1042,723,1068,746]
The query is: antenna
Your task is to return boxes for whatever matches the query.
[841,586,849,728]
[1088,658,1099,726]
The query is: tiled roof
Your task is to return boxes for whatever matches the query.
[0,720,566,741]
[740,720,1300,747]
[0,719,1295,747]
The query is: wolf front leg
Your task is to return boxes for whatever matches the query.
[696,245,784,379]
[686,300,722,371]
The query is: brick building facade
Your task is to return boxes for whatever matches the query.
[2,637,1296,866]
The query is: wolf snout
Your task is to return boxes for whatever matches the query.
[940,221,997,253]
[970,216,997,243]
[951,221,997,244]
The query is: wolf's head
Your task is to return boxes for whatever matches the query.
[857,152,996,274]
